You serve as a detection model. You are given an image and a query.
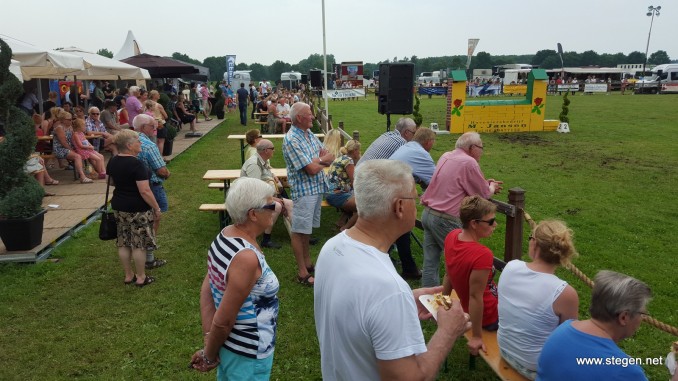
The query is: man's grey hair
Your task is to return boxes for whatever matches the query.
[256,139,274,151]
[354,159,414,219]
[132,113,155,130]
[394,117,416,133]
[289,101,309,124]
[129,86,140,95]
[589,270,652,322]
[226,177,275,225]
[455,131,482,150]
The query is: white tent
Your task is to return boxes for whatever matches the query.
[60,47,150,80]
[2,36,89,80]
[9,59,23,82]
[113,30,143,61]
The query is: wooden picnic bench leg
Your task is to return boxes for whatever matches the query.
[239,138,245,165]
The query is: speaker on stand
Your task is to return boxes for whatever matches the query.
[377,63,414,131]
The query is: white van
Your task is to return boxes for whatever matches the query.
[280,72,302,89]
[634,64,678,94]
[224,70,252,87]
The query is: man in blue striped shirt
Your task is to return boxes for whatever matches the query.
[282,102,335,286]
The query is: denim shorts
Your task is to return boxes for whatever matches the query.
[500,348,537,380]
[150,183,168,212]
[291,194,322,234]
[325,190,353,208]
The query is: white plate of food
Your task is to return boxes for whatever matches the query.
[418,293,453,321]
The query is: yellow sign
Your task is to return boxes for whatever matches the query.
[502,84,527,95]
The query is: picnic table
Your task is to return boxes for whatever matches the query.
[228,133,325,164]
[203,168,288,199]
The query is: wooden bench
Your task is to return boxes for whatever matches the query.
[448,280,528,381]
[199,200,332,229]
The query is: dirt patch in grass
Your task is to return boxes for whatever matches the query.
[497,133,552,146]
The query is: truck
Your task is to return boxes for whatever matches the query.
[417,70,447,86]
[224,70,252,87]
[280,71,302,89]
[634,63,678,94]
[337,61,364,88]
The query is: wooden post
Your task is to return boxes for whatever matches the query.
[504,188,525,262]
[352,130,360,141]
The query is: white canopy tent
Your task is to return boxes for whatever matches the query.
[113,30,144,61]
[2,36,89,80]
[60,47,150,81]
[9,59,23,82]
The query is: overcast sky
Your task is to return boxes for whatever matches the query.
[1,0,674,65]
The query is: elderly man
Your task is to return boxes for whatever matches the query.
[135,114,170,270]
[241,138,294,249]
[85,106,111,152]
[282,102,335,286]
[356,117,417,166]
[420,132,502,287]
[537,270,651,380]
[315,160,470,381]
[389,127,437,188]
[357,117,419,280]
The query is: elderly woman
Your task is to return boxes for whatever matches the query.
[326,139,361,231]
[497,220,579,380]
[149,90,168,154]
[443,195,499,356]
[52,110,90,183]
[190,177,280,379]
[244,129,262,161]
[106,129,162,287]
[537,270,651,380]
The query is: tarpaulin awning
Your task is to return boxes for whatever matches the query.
[120,54,198,78]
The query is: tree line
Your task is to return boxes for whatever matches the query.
[97,49,673,82]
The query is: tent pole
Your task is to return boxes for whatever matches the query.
[322,0,329,115]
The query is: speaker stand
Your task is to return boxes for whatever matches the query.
[386,113,391,132]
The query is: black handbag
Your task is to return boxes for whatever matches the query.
[98,176,117,240]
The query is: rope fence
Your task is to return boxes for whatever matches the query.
[521,209,678,337]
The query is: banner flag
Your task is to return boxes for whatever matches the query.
[226,55,236,85]
[466,39,480,69]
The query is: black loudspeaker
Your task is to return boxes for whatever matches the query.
[301,74,308,84]
[378,63,414,115]
[310,70,322,87]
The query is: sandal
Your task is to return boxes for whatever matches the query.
[205,117,213,121]
[45,179,59,185]
[124,275,137,285]
[80,178,93,184]
[145,259,167,269]
[136,275,155,287]
[297,274,314,287]
[306,265,315,273]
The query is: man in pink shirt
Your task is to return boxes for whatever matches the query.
[125,86,143,127]
[419,132,503,287]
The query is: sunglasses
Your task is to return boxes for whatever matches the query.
[255,202,276,211]
[475,218,496,225]
[90,113,100,115]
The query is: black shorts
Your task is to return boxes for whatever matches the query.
[156,126,167,138]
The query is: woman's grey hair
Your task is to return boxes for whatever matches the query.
[114,129,139,153]
[589,270,652,322]
[354,159,414,219]
[455,131,482,150]
[132,114,155,130]
[226,177,275,225]
[289,101,309,124]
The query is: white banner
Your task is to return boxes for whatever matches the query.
[467,38,480,69]
[323,89,366,99]
[583,83,608,93]
[557,84,580,91]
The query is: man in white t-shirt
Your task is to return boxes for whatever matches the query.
[314,159,470,381]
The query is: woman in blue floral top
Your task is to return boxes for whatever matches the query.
[326,139,361,230]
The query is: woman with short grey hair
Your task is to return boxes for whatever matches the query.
[190,177,280,379]
[537,270,652,380]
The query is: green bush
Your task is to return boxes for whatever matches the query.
[559,92,570,123]
[412,94,423,126]
[0,38,44,219]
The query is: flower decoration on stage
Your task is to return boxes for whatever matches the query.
[531,97,544,115]
[451,99,464,116]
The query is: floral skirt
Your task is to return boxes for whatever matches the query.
[114,209,157,250]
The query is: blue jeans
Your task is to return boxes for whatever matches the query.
[421,207,461,287]
[150,183,168,212]
[239,102,247,125]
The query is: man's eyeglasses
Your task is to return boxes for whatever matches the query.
[254,202,277,211]
[471,144,484,150]
[405,128,416,135]
[90,112,100,115]
[263,147,275,151]
[475,218,496,225]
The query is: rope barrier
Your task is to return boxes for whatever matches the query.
[521,208,678,337]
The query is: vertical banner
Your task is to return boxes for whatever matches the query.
[466,38,480,69]
[226,55,236,86]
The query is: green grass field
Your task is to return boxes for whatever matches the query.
[1,93,676,380]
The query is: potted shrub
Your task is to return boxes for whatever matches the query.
[557,92,571,133]
[412,94,423,127]
[0,38,46,251]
